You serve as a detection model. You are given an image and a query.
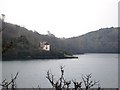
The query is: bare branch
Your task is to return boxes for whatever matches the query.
[82,74,99,90]
[46,70,55,87]
[72,79,82,90]
[0,72,19,89]
[46,66,72,90]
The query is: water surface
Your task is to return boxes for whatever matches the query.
[1,54,118,88]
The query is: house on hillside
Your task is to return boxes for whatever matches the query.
[39,42,50,51]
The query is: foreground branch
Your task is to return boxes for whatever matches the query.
[0,72,19,90]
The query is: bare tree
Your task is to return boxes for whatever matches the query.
[82,73,99,90]
[46,67,100,90]
[0,72,19,90]
[46,66,71,90]
[72,79,82,90]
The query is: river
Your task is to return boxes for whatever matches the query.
[1,54,118,88]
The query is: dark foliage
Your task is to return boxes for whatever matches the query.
[1,19,119,60]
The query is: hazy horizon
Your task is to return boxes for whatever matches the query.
[0,0,119,38]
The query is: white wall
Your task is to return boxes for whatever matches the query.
[43,45,50,51]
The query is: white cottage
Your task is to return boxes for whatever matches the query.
[39,42,50,51]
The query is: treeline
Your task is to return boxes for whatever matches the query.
[2,35,68,60]
[2,20,74,60]
[2,20,119,60]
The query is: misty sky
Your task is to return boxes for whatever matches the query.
[0,0,119,38]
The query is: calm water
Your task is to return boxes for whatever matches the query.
[1,54,118,88]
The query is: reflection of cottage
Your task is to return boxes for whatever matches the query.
[39,42,50,51]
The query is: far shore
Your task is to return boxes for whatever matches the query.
[2,56,78,61]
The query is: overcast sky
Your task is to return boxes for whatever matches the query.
[0,0,119,38]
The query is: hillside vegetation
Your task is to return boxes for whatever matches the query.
[2,20,119,60]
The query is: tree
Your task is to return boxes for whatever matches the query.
[46,66,101,90]
[0,72,19,90]
[1,14,5,22]
[82,73,100,90]
[72,79,82,90]
[46,66,71,90]
[1,14,6,32]
[2,41,13,54]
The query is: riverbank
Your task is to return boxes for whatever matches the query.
[2,54,78,61]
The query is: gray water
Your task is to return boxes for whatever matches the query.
[1,54,118,88]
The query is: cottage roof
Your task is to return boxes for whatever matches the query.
[44,42,49,45]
